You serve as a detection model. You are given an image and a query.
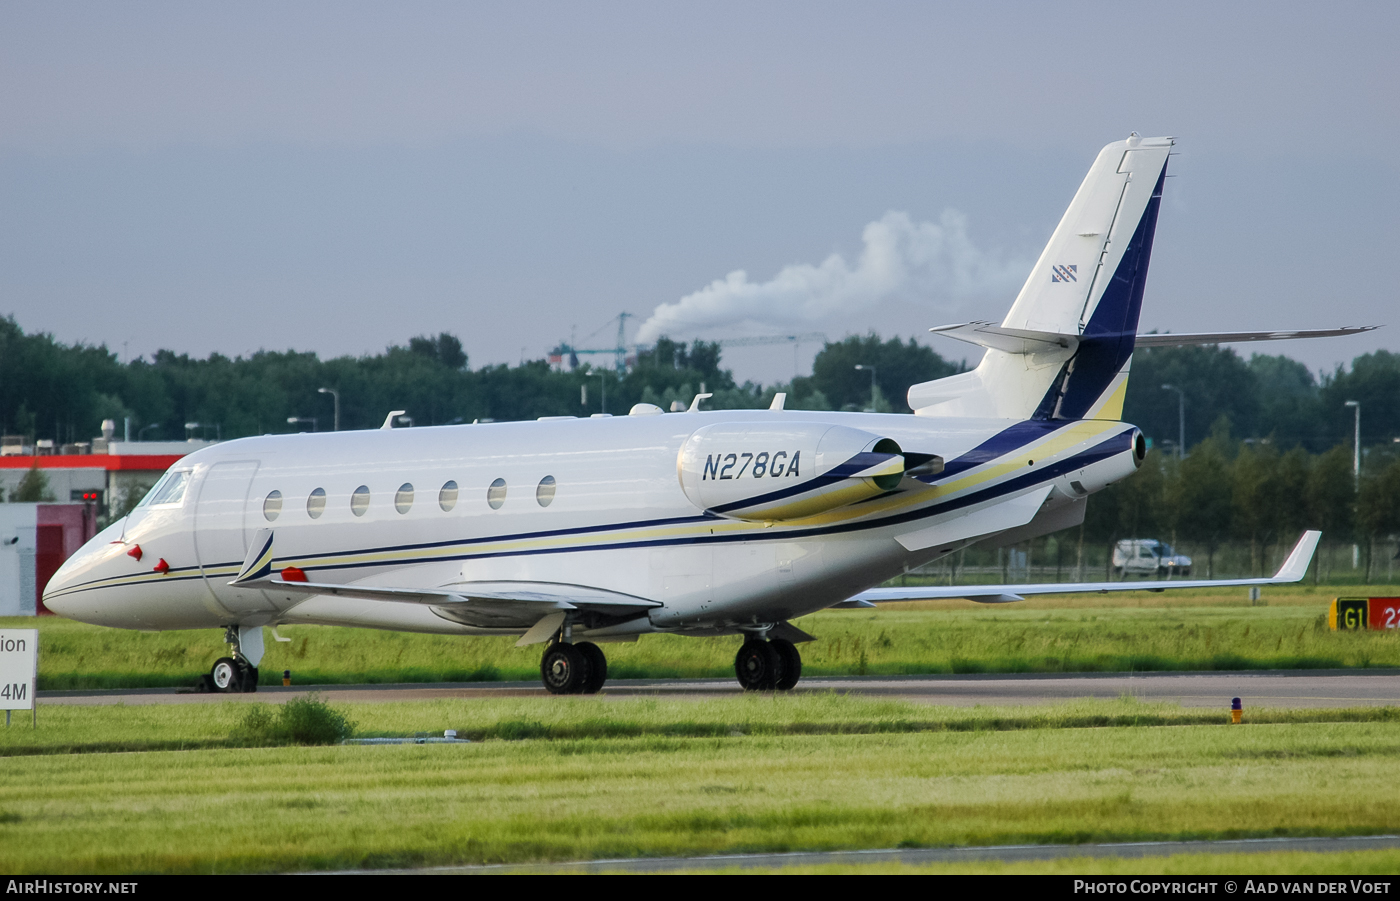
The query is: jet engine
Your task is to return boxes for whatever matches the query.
[678,423,909,522]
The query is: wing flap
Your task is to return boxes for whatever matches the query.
[265,576,661,613]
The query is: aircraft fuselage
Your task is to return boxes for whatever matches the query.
[44,408,1142,640]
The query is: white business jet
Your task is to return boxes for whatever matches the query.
[43,135,1370,695]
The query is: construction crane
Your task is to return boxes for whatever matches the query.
[715,332,828,378]
[549,320,828,378]
[548,312,636,374]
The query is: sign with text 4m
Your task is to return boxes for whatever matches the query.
[0,630,37,711]
[1329,598,1400,631]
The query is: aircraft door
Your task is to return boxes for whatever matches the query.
[194,461,278,616]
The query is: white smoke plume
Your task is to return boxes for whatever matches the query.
[637,209,1026,344]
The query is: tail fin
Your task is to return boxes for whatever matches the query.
[910,135,1173,420]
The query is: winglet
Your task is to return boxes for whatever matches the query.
[230,529,275,585]
[1272,530,1322,582]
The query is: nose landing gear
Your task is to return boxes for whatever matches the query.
[208,656,258,693]
[196,626,261,693]
[735,637,802,691]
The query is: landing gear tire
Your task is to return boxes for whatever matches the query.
[211,657,242,693]
[575,641,608,694]
[239,662,259,693]
[541,643,589,695]
[735,640,781,691]
[770,639,802,691]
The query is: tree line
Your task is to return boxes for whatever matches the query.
[0,317,958,442]
[4,315,1395,450]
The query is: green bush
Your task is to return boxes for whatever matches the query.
[233,694,356,746]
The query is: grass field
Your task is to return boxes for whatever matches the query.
[2,695,1399,873]
[18,583,1400,689]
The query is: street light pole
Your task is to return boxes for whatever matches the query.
[319,387,340,431]
[1345,400,1361,482]
[854,365,878,412]
[1346,400,1360,569]
[1161,384,1185,458]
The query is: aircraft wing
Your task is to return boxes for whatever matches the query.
[261,576,660,613]
[842,530,1320,606]
[228,529,659,634]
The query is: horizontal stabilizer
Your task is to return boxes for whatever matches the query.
[846,531,1321,605]
[928,321,1079,355]
[928,323,1377,356]
[1133,326,1377,347]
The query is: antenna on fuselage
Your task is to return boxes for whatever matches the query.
[381,410,407,430]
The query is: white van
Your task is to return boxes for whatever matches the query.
[1112,539,1192,577]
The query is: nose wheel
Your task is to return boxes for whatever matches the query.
[204,656,258,693]
[196,627,261,693]
[541,641,608,695]
[735,638,802,691]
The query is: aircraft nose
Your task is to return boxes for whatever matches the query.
[42,520,127,621]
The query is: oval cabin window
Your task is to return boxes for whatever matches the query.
[487,478,507,510]
[307,488,326,519]
[439,480,458,512]
[395,483,414,514]
[536,475,556,507]
[351,485,371,517]
[262,490,283,521]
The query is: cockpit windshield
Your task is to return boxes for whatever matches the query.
[139,470,191,508]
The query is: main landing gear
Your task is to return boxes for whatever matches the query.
[197,627,260,693]
[540,640,608,695]
[735,638,802,691]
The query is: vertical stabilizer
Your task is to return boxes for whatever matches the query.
[911,135,1173,420]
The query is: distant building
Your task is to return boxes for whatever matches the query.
[0,432,215,615]
[0,503,97,615]
[0,440,213,521]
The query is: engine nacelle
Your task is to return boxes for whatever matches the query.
[678,423,906,522]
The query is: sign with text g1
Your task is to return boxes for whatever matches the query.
[0,630,37,711]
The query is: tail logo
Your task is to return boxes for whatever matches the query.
[1051,264,1078,283]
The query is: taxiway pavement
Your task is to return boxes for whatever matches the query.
[39,669,1400,708]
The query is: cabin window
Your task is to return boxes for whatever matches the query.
[487,478,507,510]
[351,485,371,517]
[307,488,326,519]
[262,490,283,521]
[395,483,414,514]
[536,475,556,507]
[141,470,190,507]
[439,481,458,512]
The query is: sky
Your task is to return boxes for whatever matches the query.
[2,2,1396,386]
